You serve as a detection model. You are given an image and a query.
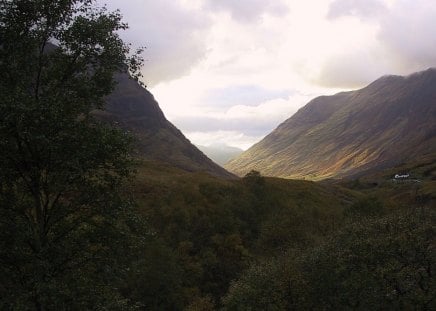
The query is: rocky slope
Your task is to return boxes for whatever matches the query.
[225,68,436,180]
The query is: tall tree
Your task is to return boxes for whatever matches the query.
[0,0,144,309]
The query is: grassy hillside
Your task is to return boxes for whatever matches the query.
[226,69,436,180]
[335,152,436,208]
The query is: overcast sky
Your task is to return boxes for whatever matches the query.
[104,0,436,150]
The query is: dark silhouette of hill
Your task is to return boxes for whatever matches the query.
[95,73,234,178]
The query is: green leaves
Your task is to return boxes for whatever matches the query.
[223,206,435,310]
[0,0,145,308]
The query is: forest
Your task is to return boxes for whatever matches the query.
[126,161,435,310]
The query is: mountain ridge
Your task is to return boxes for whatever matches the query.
[225,68,436,179]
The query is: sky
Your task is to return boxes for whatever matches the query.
[104,0,436,150]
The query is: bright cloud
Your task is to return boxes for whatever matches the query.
[184,131,262,151]
[168,93,312,147]
[103,0,436,149]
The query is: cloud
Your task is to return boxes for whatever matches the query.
[327,0,387,21]
[178,93,309,150]
[173,115,272,137]
[378,0,436,70]
[105,0,290,87]
[316,49,390,88]
[185,131,260,151]
[202,85,290,108]
[106,0,211,86]
[171,93,310,141]
[202,0,289,22]
[316,0,436,88]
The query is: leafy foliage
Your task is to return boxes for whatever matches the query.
[132,161,354,308]
[223,206,435,310]
[0,0,145,308]
[299,207,435,309]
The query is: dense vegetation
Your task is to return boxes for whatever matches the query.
[127,162,352,309]
[127,162,435,310]
[0,0,434,310]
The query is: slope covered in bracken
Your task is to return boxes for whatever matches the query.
[226,68,436,180]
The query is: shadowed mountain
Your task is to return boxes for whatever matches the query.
[225,68,436,180]
[95,73,234,178]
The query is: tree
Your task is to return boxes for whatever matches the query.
[223,207,435,310]
[222,257,289,311]
[0,0,144,309]
[299,207,435,309]
[242,170,265,188]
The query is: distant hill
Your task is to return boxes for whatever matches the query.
[196,144,243,166]
[226,68,436,180]
[95,73,234,179]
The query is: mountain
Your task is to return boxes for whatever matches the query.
[94,73,234,178]
[196,144,244,166]
[226,68,436,180]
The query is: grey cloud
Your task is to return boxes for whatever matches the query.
[378,0,436,70]
[172,115,281,137]
[318,0,436,89]
[106,0,210,86]
[327,0,387,21]
[104,0,290,86]
[203,0,288,22]
[316,51,388,88]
